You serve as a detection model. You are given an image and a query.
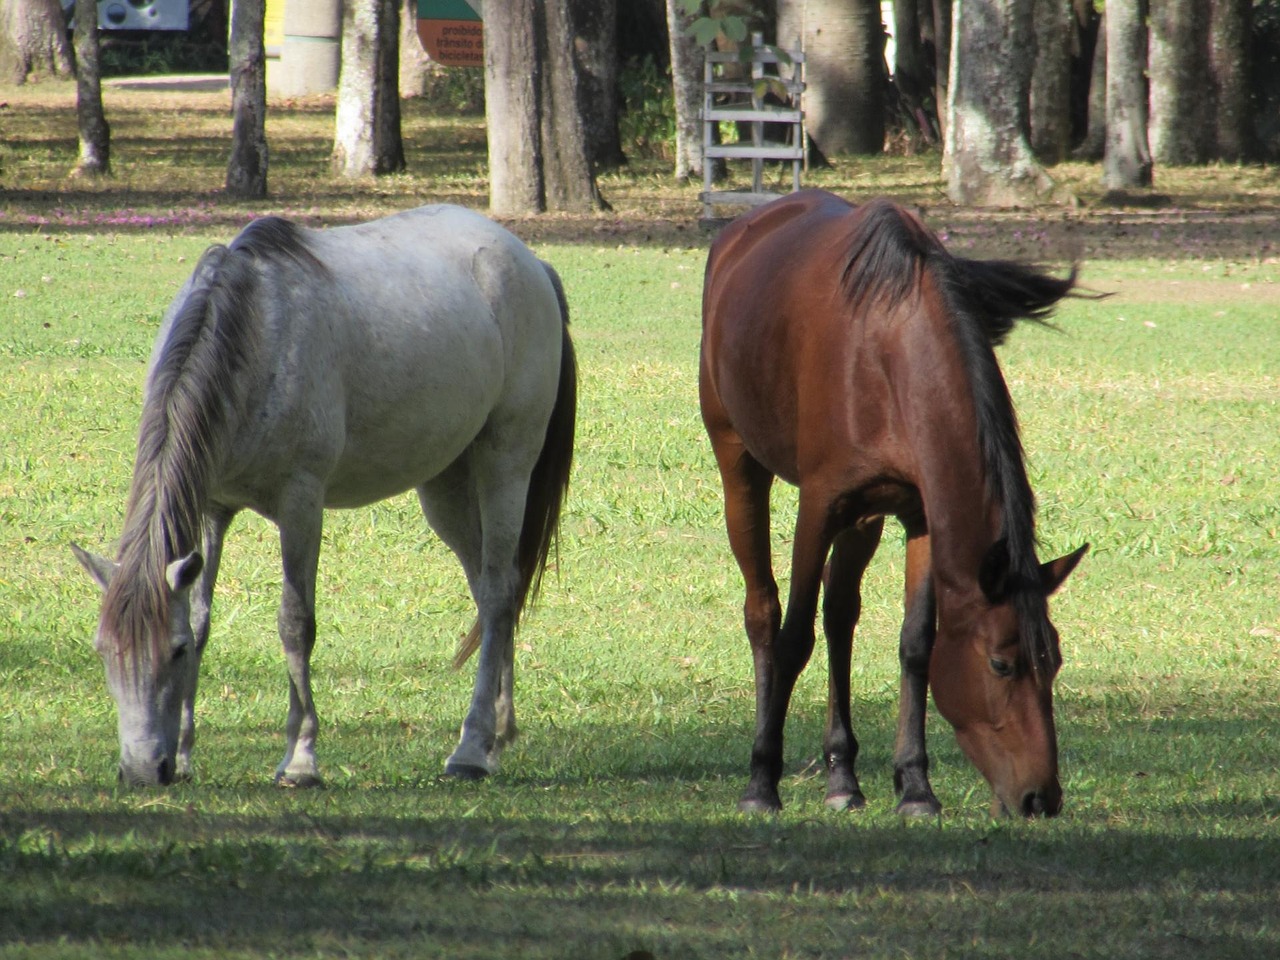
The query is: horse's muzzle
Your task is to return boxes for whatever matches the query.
[118,756,175,787]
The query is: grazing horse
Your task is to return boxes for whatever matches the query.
[699,190,1087,817]
[73,205,576,787]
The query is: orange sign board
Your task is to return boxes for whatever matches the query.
[417,1,483,68]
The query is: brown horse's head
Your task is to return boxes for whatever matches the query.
[929,543,1087,817]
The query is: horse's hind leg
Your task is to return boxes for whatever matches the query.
[821,519,883,811]
[894,532,942,816]
[274,490,325,788]
[744,488,832,811]
[707,434,783,811]
[419,457,521,779]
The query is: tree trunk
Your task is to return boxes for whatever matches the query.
[485,0,603,215]
[893,0,937,142]
[1208,0,1254,161]
[1102,0,1152,189]
[0,0,72,84]
[1030,0,1072,163]
[375,0,406,173]
[931,0,951,139]
[1073,2,1106,160]
[1148,0,1210,165]
[573,0,624,169]
[333,0,378,177]
[666,0,704,181]
[785,0,885,156]
[72,0,109,177]
[400,0,431,97]
[945,0,1056,205]
[226,0,268,198]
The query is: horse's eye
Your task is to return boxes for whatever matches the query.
[172,643,188,663]
[989,657,1015,679]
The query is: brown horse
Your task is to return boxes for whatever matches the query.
[699,190,1088,817]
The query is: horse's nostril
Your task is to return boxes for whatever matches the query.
[157,758,175,785]
[117,767,125,784]
[1021,791,1046,817]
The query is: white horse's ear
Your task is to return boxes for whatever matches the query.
[166,552,204,593]
[71,543,117,592]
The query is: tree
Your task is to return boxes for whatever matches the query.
[1074,0,1107,160]
[0,0,72,83]
[893,0,938,143]
[666,0,705,181]
[333,0,405,177]
[1102,0,1152,188]
[573,0,624,169]
[779,0,885,156]
[1208,0,1255,161]
[400,0,431,97]
[485,0,604,215]
[72,0,109,177]
[375,0,406,173]
[1149,0,1210,165]
[1030,0,1072,163]
[945,0,1056,205]
[226,0,268,198]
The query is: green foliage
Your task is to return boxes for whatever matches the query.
[618,56,676,160]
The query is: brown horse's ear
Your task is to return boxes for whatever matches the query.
[1040,543,1089,595]
[978,537,1011,603]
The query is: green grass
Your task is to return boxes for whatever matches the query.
[2,82,1279,959]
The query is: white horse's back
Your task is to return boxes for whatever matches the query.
[80,204,575,787]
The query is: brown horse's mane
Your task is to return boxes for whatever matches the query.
[101,218,319,668]
[838,199,1077,681]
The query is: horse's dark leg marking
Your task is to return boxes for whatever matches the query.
[821,520,883,810]
[893,533,942,816]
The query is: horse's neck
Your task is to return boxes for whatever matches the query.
[892,305,1005,590]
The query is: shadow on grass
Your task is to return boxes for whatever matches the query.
[1,795,1276,958]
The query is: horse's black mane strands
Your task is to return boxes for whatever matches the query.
[838,199,1077,682]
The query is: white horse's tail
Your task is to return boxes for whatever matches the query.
[453,263,577,668]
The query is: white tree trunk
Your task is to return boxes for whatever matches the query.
[945,0,1056,205]
[666,0,704,181]
[0,0,72,84]
[1102,0,1152,188]
[333,0,378,178]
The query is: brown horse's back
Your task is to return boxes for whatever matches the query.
[700,190,922,491]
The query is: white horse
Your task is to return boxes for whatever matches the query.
[72,205,576,787]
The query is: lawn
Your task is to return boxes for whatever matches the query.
[0,80,1277,959]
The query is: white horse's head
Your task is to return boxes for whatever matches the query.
[72,544,202,786]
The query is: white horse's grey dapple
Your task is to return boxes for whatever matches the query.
[72,205,576,787]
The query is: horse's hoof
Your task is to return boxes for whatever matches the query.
[824,791,867,811]
[442,762,490,781]
[738,796,782,815]
[896,797,942,817]
[275,773,325,789]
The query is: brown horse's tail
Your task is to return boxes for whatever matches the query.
[453,264,577,669]
[942,255,1080,345]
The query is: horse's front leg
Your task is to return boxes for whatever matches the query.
[820,520,883,810]
[176,506,235,781]
[893,532,942,816]
[274,496,325,788]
